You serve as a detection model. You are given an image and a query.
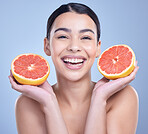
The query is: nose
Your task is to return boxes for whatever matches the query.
[67,39,82,53]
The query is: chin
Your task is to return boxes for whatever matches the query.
[60,70,90,82]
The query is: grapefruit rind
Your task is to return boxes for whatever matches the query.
[97,44,135,79]
[11,53,50,86]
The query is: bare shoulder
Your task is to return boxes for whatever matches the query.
[15,95,42,116]
[108,85,139,108]
[16,94,38,108]
[15,95,47,134]
[107,85,139,133]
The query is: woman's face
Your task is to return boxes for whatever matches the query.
[45,12,101,81]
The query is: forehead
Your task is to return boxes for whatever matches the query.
[51,12,97,32]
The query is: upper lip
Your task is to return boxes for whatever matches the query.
[61,55,87,63]
[61,55,86,59]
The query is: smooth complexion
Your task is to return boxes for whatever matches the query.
[47,12,100,82]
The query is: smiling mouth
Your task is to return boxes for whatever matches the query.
[61,56,86,69]
[63,58,85,64]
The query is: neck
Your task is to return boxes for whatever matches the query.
[53,72,95,109]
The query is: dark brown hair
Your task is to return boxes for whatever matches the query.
[46,3,101,42]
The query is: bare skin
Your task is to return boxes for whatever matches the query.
[9,12,139,134]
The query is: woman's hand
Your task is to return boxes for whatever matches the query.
[8,70,57,109]
[9,71,69,134]
[92,61,139,102]
[85,62,139,134]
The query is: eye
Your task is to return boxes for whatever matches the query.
[57,36,68,39]
[81,36,92,40]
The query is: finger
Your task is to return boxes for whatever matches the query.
[39,81,54,94]
[118,65,139,86]
[9,75,23,92]
[9,76,46,98]
[21,85,52,106]
[135,60,137,66]
[99,77,110,84]
[9,70,22,85]
[9,75,54,105]
[128,65,139,80]
[10,70,13,76]
[94,77,110,89]
[117,65,139,86]
[39,80,50,88]
[8,70,12,78]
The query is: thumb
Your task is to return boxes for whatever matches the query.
[39,80,53,92]
[94,77,110,90]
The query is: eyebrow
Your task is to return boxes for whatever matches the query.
[79,29,94,34]
[54,28,94,34]
[54,28,71,33]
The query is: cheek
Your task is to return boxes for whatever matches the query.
[84,43,97,58]
[50,40,65,56]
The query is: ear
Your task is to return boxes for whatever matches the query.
[44,37,51,56]
[96,40,101,58]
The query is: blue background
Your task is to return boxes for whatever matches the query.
[0,0,147,133]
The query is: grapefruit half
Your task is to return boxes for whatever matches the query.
[97,44,135,79]
[11,53,50,85]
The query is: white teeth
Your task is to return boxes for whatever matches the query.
[63,58,84,63]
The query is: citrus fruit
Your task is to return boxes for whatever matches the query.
[11,53,50,85]
[97,44,135,79]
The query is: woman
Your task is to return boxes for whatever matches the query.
[9,3,139,134]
